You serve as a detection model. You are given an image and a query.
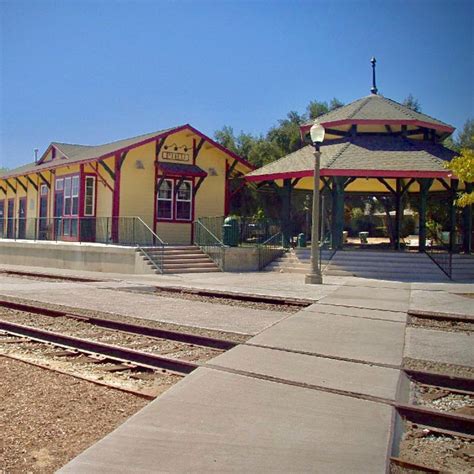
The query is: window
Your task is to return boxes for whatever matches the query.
[175,181,192,220]
[64,177,72,215]
[84,176,96,216]
[71,176,79,215]
[157,179,173,220]
[40,184,48,196]
[55,179,64,191]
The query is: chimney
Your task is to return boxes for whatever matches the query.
[34,148,39,163]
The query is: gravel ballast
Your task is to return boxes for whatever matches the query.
[0,356,149,473]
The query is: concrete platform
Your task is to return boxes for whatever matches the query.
[248,310,406,367]
[209,344,400,401]
[405,326,474,367]
[0,283,288,335]
[59,368,393,474]
[410,288,474,317]
[303,302,407,323]
[318,284,410,312]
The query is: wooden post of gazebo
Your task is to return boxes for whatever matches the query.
[462,183,473,253]
[281,178,292,247]
[449,180,458,252]
[418,178,433,252]
[331,177,345,249]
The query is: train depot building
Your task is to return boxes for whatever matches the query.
[0,125,255,273]
[0,124,253,245]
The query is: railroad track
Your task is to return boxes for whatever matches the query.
[391,368,474,472]
[0,300,238,350]
[408,309,474,324]
[0,299,240,398]
[0,319,200,374]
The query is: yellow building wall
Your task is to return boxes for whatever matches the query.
[41,148,54,163]
[85,159,114,218]
[194,146,227,218]
[156,222,192,245]
[119,141,155,227]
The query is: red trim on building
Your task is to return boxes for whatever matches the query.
[246,169,451,182]
[224,160,230,216]
[112,154,121,242]
[300,119,454,135]
[79,165,85,218]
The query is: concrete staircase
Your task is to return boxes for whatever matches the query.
[264,249,335,274]
[265,248,452,281]
[138,245,220,274]
[452,254,474,281]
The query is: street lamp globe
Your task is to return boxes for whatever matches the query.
[310,123,325,146]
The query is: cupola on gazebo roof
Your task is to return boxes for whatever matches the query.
[300,94,454,136]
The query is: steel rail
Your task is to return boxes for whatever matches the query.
[0,300,238,350]
[0,319,199,375]
[390,457,440,473]
[395,402,474,437]
[152,285,312,307]
[408,308,474,324]
[0,269,102,283]
[404,368,474,393]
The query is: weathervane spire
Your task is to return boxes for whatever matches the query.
[370,57,378,94]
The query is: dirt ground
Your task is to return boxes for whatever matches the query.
[0,356,149,473]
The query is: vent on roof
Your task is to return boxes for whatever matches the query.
[34,148,39,163]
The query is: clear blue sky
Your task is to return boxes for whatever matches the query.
[0,0,472,169]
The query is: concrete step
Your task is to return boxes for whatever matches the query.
[161,267,220,274]
[139,245,220,274]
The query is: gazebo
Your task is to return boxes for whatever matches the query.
[246,69,471,255]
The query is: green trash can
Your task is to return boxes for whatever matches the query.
[359,231,369,244]
[223,216,239,246]
[297,233,307,248]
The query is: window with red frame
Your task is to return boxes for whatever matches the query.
[156,178,193,222]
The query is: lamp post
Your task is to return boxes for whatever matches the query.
[305,123,325,285]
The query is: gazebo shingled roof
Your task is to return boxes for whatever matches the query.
[246,135,457,181]
[300,94,454,134]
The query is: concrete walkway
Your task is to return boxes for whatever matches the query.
[58,282,410,473]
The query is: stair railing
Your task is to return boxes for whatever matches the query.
[424,229,453,280]
[194,218,225,270]
[133,217,167,274]
[258,231,284,270]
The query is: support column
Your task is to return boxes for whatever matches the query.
[281,178,292,248]
[418,178,432,252]
[112,154,121,243]
[331,177,345,249]
[462,182,473,254]
[449,179,458,252]
[394,179,402,250]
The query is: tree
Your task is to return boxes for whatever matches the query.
[457,119,474,151]
[402,94,421,112]
[445,145,474,207]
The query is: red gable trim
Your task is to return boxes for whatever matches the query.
[300,119,454,135]
[185,124,255,171]
[246,169,451,182]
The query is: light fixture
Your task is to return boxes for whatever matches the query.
[135,160,144,169]
[310,123,325,145]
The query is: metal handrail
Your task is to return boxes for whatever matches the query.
[194,219,225,270]
[424,230,453,279]
[134,217,167,247]
[195,219,225,247]
[138,245,164,274]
